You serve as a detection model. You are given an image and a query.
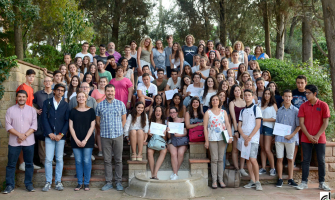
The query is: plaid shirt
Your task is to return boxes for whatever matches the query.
[96,98,127,139]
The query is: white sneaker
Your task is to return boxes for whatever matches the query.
[91,155,95,161]
[70,153,74,157]
[240,169,249,176]
[171,174,178,180]
[19,162,25,171]
[170,173,174,179]
[33,164,41,170]
[97,151,103,157]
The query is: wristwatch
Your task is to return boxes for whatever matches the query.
[59,133,64,137]
[127,100,131,103]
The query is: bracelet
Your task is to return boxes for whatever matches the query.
[234,130,238,133]
[229,137,233,139]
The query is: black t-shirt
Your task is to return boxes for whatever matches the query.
[94,55,108,64]
[292,89,307,109]
[182,45,198,66]
[118,56,137,70]
[105,63,120,78]
[69,108,96,148]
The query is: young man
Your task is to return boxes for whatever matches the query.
[296,85,331,191]
[119,45,137,70]
[105,55,119,79]
[164,35,173,78]
[152,68,167,97]
[94,44,108,65]
[96,84,127,191]
[97,60,113,82]
[89,45,97,58]
[244,46,253,62]
[275,89,300,188]
[75,42,93,63]
[106,42,121,63]
[137,65,154,86]
[253,69,269,87]
[51,70,67,90]
[42,84,70,192]
[228,50,241,69]
[2,90,37,194]
[165,69,181,91]
[137,73,158,112]
[238,89,263,191]
[182,34,198,66]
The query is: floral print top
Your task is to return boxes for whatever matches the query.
[207,109,226,141]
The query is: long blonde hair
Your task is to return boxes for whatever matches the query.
[74,91,90,109]
[184,34,195,45]
[140,37,153,52]
[233,41,245,51]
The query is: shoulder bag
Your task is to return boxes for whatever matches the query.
[148,134,166,151]
[189,123,205,142]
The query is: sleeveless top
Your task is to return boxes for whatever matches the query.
[238,50,245,63]
[234,104,245,122]
[171,58,181,68]
[152,48,166,68]
[140,49,151,63]
[207,109,225,141]
[252,53,266,60]
[124,68,133,81]
[190,117,203,124]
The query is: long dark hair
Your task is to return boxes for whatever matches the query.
[266,81,280,95]
[180,75,191,92]
[150,106,166,123]
[170,93,183,114]
[261,88,276,107]
[228,84,242,104]
[218,80,230,94]
[67,75,81,99]
[131,101,147,128]
[168,106,179,122]
[172,42,181,61]
[256,77,266,97]
[197,44,206,57]
[237,63,247,81]
[205,40,214,53]
[188,97,203,119]
[218,90,229,109]
[152,94,164,107]
[83,72,94,87]
[202,76,218,101]
[81,56,90,73]
[181,65,193,78]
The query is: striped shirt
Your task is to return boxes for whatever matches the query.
[96,98,126,139]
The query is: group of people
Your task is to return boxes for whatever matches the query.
[2,34,332,194]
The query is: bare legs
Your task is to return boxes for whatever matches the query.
[130,130,145,157]
[168,144,187,175]
[247,158,260,182]
[260,135,275,169]
[147,148,167,178]
[232,138,239,169]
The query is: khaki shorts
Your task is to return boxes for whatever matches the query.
[275,142,295,159]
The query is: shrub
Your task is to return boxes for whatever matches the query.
[29,44,63,71]
[258,58,334,139]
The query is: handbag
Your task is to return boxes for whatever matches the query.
[223,169,241,188]
[148,134,166,151]
[171,135,189,147]
[189,124,205,142]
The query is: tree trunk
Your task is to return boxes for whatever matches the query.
[262,0,271,57]
[13,6,24,60]
[219,0,226,46]
[321,0,335,109]
[286,16,298,54]
[275,5,285,60]
[111,0,121,48]
[302,15,313,67]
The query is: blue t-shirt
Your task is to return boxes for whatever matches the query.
[182,45,198,66]
[292,89,307,109]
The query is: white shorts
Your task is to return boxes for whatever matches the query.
[275,142,295,159]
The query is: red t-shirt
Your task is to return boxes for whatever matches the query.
[16,83,34,107]
[298,99,330,144]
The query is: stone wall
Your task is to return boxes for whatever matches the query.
[0,60,51,188]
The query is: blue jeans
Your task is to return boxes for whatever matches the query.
[73,148,93,185]
[45,137,65,183]
[261,126,274,136]
[6,145,34,187]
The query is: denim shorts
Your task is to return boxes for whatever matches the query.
[261,126,274,136]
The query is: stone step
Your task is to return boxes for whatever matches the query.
[150,150,190,171]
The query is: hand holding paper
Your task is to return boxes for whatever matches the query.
[165,89,179,100]
[150,122,167,136]
[273,123,292,137]
[168,122,184,135]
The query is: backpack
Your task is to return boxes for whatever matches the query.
[241,105,263,134]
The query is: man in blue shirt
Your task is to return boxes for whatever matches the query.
[96,84,127,191]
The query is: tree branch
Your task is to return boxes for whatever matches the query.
[310,33,328,57]
[311,0,324,20]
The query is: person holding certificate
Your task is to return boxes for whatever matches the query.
[167,107,187,180]
[203,95,233,189]
[124,102,149,161]
[147,106,167,180]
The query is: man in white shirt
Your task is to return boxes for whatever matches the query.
[137,73,158,112]
[137,65,154,86]
[75,42,94,63]
[229,50,241,69]
[165,69,181,90]
[253,70,269,87]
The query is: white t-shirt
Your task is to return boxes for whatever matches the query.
[191,65,200,73]
[138,75,155,86]
[229,62,241,69]
[200,68,210,83]
[137,83,158,101]
[64,91,77,101]
[167,77,181,90]
[75,52,94,63]
[239,104,263,144]
[186,84,203,97]
[261,106,276,128]
[200,90,217,107]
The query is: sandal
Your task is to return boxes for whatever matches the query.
[84,184,90,191]
[136,155,142,161]
[212,182,218,189]
[74,184,82,191]
[150,176,159,180]
[219,181,226,188]
[131,153,136,161]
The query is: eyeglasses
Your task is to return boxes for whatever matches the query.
[81,86,90,89]
[169,111,177,114]
[56,89,65,93]
[305,92,313,95]
[44,80,52,82]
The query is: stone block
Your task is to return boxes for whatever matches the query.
[0,129,8,138]
[325,172,335,181]
[190,144,206,154]
[333,147,335,157]
[0,138,9,148]
[326,147,333,157]
[0,148,7,157]
[326,163,329,172]
[329,163,335,172]
[129,163,147,170]
[326,157,335,163]
[190,163,207,170]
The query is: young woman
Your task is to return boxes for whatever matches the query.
[169,42,184,73]
[64,53,72,68]
[237,63,247,82]
[216,73,225,83]
[147,106,167,180]
[226,69,236,80]
[151,40,166,74]
[205,40,221,60]
[75,57,83,72]
[225,46,233,62]
[207,51,217,67]
[196,56,210,82]
[185,97,204,132]
[91,77,108,156]
[148,94,164,119]
[167,107,187,180]
[220,58,229,77]
[65,75,80,102]
[218,80,230,95]
[256,77,266,102]
[109,66,133,109]
[120,57,134,87]
[252,45,269,60]
[228,85,248,176]
[267,81,283,108]
[81,56,90,74]
[233,41,248,66]
[83,72,96,91]
[181,75,192,99]
[130,40,138,60]
[239,71,252,89]
[193,44,207,67]
[219,47,226,58]
[183,73,204,107]
[68,63,84,82]
[262,70,271,82]
[181,65,193,78]
[204,95,233,188]
[59,64,70,84]
[124,101,149,161]
[192,54,201,72]
[137,37,153,76]
[200,77,218,113]
[209,67,219,80]
[69,92,96,191]
[88,64,100,87]
[213,59,221,72]
[227,77,238,87]
[168,93,186,118]
[244,80,258,104]
[249,60,261,71]
[259,88,278,176]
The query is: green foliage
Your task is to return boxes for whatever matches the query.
[313,41,328,66]
[258,59,335,139]
[0,53,17,100]
[29,44,63,71]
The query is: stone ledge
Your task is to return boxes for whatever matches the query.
[127,160,148,164]
[189,158,210,163]
[326,142,335,147]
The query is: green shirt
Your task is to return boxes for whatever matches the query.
[98,71,112,83]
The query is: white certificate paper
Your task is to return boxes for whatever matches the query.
[241,142,251,160]
[168,122,184,135]
[150,122,166,136]
[165,89,179,100]
[273,123,292,137]
[237,138,243,151]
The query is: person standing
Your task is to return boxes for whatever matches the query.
[89,45,97,59]
[69,92,96,191]
[97,60,112,82]
[109,66,133,109]
[93,45,108,65]
[182,34,198,67]
[151,40,166,75]
[244,46,253,62]
[137,37,153,76]
[165,35,174,78]
[2,90,37,194]
[119,45,137,70]
[105,42,122,63]
[296,85,331,191]
[42,84,70,192]
[96,84,127,191]
[68,82,97,111]
[75,42,93,63]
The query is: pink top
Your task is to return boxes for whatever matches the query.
[109,78,133,106]
[6,104,37,146]
[91,89,106,101]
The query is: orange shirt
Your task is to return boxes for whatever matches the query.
[16,83,34,107]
